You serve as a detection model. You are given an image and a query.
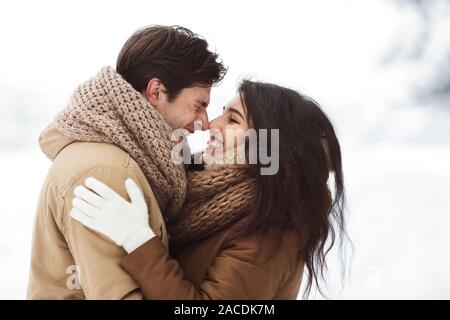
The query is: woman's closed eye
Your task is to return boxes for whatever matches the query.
[222,104,246,127]
[228,116,239,124]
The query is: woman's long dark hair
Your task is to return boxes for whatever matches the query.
[237,80,349,299]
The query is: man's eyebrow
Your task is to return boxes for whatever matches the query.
[226,106,245,120]
[196,100,209,108]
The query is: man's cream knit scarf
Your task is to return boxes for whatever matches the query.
[54,66,187,219]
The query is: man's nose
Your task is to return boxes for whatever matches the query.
[198,111,209,131]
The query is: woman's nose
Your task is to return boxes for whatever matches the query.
[208,116,221,130]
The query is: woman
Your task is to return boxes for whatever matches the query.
[70,80,347,299]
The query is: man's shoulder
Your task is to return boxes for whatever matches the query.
[57,141,130,167]
[48,141,139,197]
[42,140,168,248]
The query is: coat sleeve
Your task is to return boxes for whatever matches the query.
[61,164,163,300]
[27,175,85,299]
[120,229,297,300]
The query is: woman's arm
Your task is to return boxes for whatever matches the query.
[70,177,297,299]
[120,228,295,300]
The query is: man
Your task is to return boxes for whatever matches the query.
[27,25,226,299]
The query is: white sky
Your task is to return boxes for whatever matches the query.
[0,0,412,119]
[0,0,450,299]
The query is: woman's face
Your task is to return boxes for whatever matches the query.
[204,94,250,162]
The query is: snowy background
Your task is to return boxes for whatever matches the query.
[1,0,449,299]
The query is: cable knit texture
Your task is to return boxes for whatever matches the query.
[169,164,257,246]
[54,66,257,245]
[54,66,187,219]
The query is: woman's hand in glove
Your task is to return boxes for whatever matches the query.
[70,177,156,253]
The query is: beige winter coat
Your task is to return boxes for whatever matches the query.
[27,124,168,299]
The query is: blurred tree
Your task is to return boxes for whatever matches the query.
[388,0,450,109]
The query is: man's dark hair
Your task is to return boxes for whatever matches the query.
[116,25,227,101]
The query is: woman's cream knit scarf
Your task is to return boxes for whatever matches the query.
[169,164,257,246]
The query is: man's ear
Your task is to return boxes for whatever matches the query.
[144,78,163,106]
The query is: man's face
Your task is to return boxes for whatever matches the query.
[155,86,211,133]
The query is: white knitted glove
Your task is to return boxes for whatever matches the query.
[70,177,156,253]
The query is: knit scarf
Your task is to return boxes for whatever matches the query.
[54,66,187,218]
[168,164,257,246]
